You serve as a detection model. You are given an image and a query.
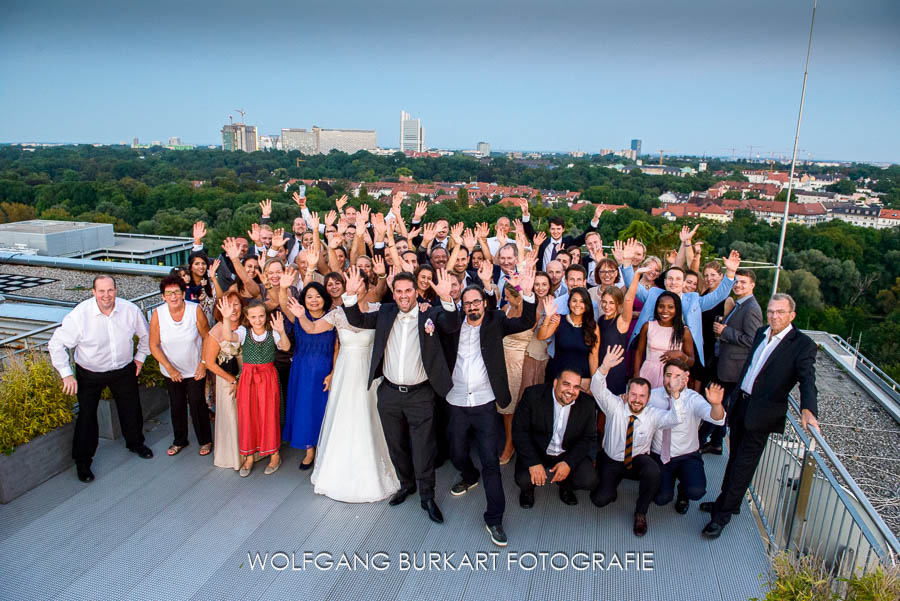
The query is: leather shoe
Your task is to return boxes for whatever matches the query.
[388,488,415,506]
[702,521,724,539]
[421,499,444,524]
[633,513,648,537]
[130,444,154,459]
[485,524,508,547]
[76,465,94,483]
[519,490,535,509]
[699,501,714,513]
[558,487,578,506]
[674,496,690,514]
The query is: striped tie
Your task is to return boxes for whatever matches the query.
[624,415,636,469]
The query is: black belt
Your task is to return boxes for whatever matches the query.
[383,379,428,393]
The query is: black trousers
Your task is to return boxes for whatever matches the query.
[698,381,736,447]
[590,451,661,515]
[652,451,707,505]
[514,452,598,493]
[434,396,451,466]
[448,402,505,526]
[377,381,437,501]
[73,363,145,466]
[164,376,211,447]
[712,391,771,525]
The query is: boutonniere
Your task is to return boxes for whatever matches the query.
[424,318,435,336]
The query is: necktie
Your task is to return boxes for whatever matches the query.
[550,241,560,261]
[624,415,636,469]
[660,397,672,464]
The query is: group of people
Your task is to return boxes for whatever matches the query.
[47,191,819,547]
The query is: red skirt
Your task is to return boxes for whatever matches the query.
[236,363,281,457]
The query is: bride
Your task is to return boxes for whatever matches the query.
[286,266,399,502]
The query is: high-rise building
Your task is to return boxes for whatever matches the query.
[132,137,139,148]
[168,136,182,146]
[400,110,424,153]
[477,141,490,157]
[257,135,281,151]
[631,139,642,155]
[281,127,376,154]
[221,123,258,152]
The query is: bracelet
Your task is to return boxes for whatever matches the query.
[200,359,207,365]
[377,274,387,279]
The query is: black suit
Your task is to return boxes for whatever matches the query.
[344,299,461,501]
[711,325,817,525]
[522,219,597,271]
[512,383,598,493]
[443,300,536,526]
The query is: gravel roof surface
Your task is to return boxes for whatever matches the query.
[0,265,160,304]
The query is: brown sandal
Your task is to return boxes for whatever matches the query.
[199,443,213,456]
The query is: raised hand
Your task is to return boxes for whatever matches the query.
[413,200,428,221]
[327,232,342,249]
[542,295,558,318]
[593,204,605,221]
[280,266,298,289]
[335,194,348,212]
[308,212,321,234]
[286,295,306,320]
[246,223,261,245]
[292,190,306,208]
[209,258,220,277]
[391,192,403,211]
[216,297,235,322]
[532,230,547,249]
[723,249,741,275]
[345,265,365,296]
[622,238,637,265]
[462,228,477,250]
[272,227,286,250]
[305,242,320,270]
[270,311,286,333]
[705,382,725,406]
[222,237,240,260]
[664,249,678,266]
[192,221,206,244]
[259,198,272,218]
[693,240,704,255]
[519,265,535,295]
[430,268,453,301]
[406,225,421,241]
[421,222,437,245]
[324,209,338,227]
[475,221,490,240]
[477,258,494,285]
[359,203,372,224]
[600,344,625,373]
[519,197,530,218]
[525,245,539,267]
[450,221,465,245]
[371,212,386,239]
[372,255,386,277]
[680,224,699,244]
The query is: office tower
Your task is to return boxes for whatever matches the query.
[477,141,490,157]
[168,137,182,145]
[221,123,258,152]
[281,127,376,154]
[631,139,642,155]
[132,137,139,148]
[400,110,424,152]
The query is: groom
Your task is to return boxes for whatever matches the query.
[343,268,461,523]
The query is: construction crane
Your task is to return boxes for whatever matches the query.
[747,144,763,162]
[657,149,676,165]
[235,109,246,124]
[228,114,233,125]
[295,157,306,168]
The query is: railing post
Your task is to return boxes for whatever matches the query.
[784,440,818,552]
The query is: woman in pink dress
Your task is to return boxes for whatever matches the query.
[633,291,694,389]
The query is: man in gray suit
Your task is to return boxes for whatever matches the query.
[699,269,762,454]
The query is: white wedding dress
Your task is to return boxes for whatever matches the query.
[310,306,400,502]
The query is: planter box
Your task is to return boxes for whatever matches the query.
[0,421,75,504]
[98,386,170,440]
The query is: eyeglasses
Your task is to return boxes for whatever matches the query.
[163,290,184,298]
[462,300,483,308]
[767,309,791,316]
[598,270,617,275]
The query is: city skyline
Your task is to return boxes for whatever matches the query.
[1,0,898,163]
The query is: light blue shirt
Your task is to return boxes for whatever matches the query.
[622,265,734,367]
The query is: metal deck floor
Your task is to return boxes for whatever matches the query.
[0,415,768,601]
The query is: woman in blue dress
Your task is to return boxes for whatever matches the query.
[537,287,600,388]
[280,279,337,470]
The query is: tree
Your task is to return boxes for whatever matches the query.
[827,178,856,195]
[456,188,470,211]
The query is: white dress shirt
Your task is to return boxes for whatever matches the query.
[590,372,680,462]
[343,293,456,386]
[546,389,573,456]
[741,324,793,395]
[48,297,150,378]
[447,321,494,407]
[648,387,725,458]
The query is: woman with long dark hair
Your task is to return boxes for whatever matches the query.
[184,251,215,322]
[634,291,694,389]
[280,279,338,470]
[537,286,600,385]
[413,264,436,305]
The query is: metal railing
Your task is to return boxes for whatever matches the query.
[748,395,899,575]
[0,291,164,356]
[827,333,900,407]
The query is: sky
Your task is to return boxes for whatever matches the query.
[1,0,898,163]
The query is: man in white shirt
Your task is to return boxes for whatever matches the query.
[647,359,725,515]
[48,275,154,483]
[589,345,681,537]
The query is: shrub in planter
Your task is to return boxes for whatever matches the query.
[0,352,75,454]
[756,552,900,601]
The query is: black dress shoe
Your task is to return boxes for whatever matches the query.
[558,487,578,506]
[700,443,723,455]
[519,490,535,509]
[76,465,94,483]
[130,444,154,459]
[421,499,444,524]
[450,479,478,496]
[674,496,690,514]
[485,524,508,547]
[702,521,724,539]
[633,513,648,537]
[699,501,714,513]
[388,488,415,506]
[298,459,314,471]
